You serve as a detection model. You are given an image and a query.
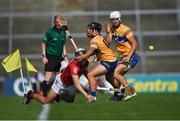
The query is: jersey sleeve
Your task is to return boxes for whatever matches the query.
[43,32,49,44]
[123,26,134,39]
[90,39,98,49]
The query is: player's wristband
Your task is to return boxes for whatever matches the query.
[68,36,72,39]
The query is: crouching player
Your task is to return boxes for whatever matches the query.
[23,48,95,104]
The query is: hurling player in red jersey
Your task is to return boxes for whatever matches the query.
[23,48,94,104]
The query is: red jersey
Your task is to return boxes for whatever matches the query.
[60,59,89,87]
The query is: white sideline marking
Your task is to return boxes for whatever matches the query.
[38,104,50,120]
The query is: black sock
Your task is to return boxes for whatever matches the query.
[41,80,50,97]
[120,87,125,94]
[114,92,119,97]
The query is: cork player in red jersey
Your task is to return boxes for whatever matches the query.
[23,48,94,104]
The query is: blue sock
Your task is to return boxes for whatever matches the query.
[91,91,96,97]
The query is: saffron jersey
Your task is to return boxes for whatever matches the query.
[110,23,134,57]
[89,34,116,62]
[60,60,88,87]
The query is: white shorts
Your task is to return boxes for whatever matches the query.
[52,73,77,95]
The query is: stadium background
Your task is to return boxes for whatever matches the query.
[0,0,180,93]
[0,0,180,120]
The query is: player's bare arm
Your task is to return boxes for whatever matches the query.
[72,74,94,102]
[104,22,112,45]
[76,46,96,61]
[123,35,137,62]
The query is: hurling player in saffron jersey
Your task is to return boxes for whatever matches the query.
[105,11,139,101]
[76,22,118,102]
[23,48,94,104]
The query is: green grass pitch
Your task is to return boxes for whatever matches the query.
[0,93,180,120]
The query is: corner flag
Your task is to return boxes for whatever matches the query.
[2,49,22,73]
[25,58,37,72]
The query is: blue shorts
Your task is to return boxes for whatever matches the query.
[119,53,139,68]
[100,60,118,73]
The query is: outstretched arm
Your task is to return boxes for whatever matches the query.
[76,46,96,62]
[72,75,94,102]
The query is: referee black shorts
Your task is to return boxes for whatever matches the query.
[44,54,64,72]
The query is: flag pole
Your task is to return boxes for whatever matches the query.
[26,67,33,91]
[25,58,37,91]
[20,67,26,94]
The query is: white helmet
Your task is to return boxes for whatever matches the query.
[109,11,121,20]
[75,48,86,57]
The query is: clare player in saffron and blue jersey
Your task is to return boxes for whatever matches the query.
[76,22,118,102]
[105,11,139,101]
